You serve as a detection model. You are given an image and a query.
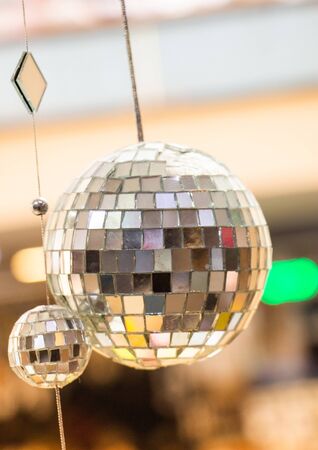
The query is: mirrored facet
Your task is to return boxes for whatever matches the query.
[44,142,272,370]
[8,305,91,388]
[12,52,47,113]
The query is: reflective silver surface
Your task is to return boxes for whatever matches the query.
[8,305,91,388]
[44,142,272,369]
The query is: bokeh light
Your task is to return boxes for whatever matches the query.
[262,259,318,305]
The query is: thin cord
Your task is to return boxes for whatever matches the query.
[21,0,29,51]
[119,0,144,142]
[32,114,50,305]
[40,214,51,305]
[31,113,43,199]
[55,387,67,450]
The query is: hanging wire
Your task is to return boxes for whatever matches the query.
[119,0,144,142]
[55,387,67,450]
[31,114,43,200]
[20,0,29,51]
[19,2,66,450]
[31,113,51,306]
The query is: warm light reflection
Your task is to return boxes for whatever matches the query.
[11,246,45,283]
[242,380,318,450]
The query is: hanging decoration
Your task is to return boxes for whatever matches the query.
[43,0,272,369]
[8,304,91,388]
[44,142,272,369]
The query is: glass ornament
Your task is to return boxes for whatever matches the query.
[8,305,92,388]
[44,142,272,369]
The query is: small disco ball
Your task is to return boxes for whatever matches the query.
[8,305,91,388]
[44,142,272,370]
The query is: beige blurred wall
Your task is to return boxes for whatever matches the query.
[0,89,317,233]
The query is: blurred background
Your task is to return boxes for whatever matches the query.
[1,0,318,448]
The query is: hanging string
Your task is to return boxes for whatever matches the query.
[19,2,66,450]
[20,0,29,51]
[31,113,51,306]
[55,387,67,450]
[119,0,144,142]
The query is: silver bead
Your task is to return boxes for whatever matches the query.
[32,197,48,216]
[8,305,92,389]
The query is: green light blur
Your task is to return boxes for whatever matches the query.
[262,258,318,305]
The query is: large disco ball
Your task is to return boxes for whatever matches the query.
[44,142,272,369]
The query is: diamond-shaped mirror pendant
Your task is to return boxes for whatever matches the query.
[12,52,47,113]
